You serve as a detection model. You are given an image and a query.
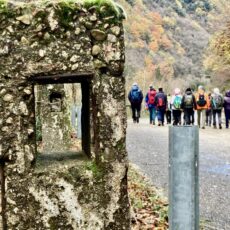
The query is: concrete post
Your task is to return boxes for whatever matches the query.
[169,126,199,230]
[77,106,82,139]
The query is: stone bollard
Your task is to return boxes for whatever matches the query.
[169,126,199,230]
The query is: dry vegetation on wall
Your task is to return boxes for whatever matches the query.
[128,165,168,230]
[114,0,229,93]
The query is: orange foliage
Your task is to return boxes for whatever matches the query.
[149,40,159,52]
[160,35,173,50]
[148,12,163,25]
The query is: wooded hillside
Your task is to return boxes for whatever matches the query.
[115,0,229,92]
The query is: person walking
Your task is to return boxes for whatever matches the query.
[223,90,230,129]
[205,93,212,127]
[211,88,224,129]
[145,85,157,125]
[195,85,209,129]
[155,87,167,126]
[128,83,143,123]
[181,88,196,125]
[171,88,183,126]
[166,94,172,124]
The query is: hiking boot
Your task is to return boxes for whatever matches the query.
[136,118,139,123]
[201,127,205,129]
[219,125,222,129]
[213,125,217,129]
[152,122,155,125]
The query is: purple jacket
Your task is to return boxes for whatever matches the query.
[224,90,230,110]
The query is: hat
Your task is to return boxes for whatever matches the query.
[159,87,163,91]
[174,88,180,94]
[198,85,204,90]
[213,88,220,94]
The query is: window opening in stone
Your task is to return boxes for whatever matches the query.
[34,82,88,168]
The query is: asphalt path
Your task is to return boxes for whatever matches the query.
[127,118,230,230]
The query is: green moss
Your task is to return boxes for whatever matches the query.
[0,0,125,21]
[85,161,103,178]
[0,0,14,17]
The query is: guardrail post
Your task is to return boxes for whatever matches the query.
[169,126,199,230]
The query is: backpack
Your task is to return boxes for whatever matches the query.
[131,89,141,103]
[148,90,156,105]
[184,94,193,107]
[157,95,165,107]
[212,95,223,109]
[173,95,182,109]
[197,94,207,107]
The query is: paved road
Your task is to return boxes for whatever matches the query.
[127,118,230,230]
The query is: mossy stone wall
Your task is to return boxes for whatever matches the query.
[0,1,129,229]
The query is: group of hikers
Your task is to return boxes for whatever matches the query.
[128,83,230,129]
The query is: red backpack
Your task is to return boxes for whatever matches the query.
[157,95,165,107]
[148,90,156,105]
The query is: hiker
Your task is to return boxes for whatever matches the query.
[145,85,157,125]
[155,87,167,126]
[195,85,209,129]
[205,93,212,127]
[171,88,182,126]
[128,82,143,123]
[223,90,230,129]
[211,88,224,129]
[181,88,196,125]
[166,94,172,124]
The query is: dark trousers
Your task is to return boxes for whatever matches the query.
[157,109,165,125]
[184,108,194,125]
[172,110,182,125]
[166,110,171,124]
[213,109,222,127]
[224,109,230,128]
[206,109,212,126]
[131,104,141,123]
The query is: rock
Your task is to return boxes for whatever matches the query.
[16,14,32,25]
[92,45,101,56]
[39,49,46,57]
[3,94,13,102]
[111,26,121,36]
[0,45,9,55]
[6,117,13,124]
[21,37,29,45]
[91,29,107,41]
[0,89,6,95]
[1,126,9,132]
[61,51,68,59]
[70,55,79,63]
[7,26,14,33]
[107,34,117,43]
[48,10,58,31]
[19,101,29,115]
[75,28,81,35]
[44,32,51,40]
[85,21,93,29]
[90,15,97,22]
[71,63,79,70]
[23,88,32,95]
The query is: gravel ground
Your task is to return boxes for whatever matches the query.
[127,118,230,230]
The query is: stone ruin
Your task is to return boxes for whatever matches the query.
[0,0,130,229]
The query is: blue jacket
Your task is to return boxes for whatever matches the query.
[128,85,143,105]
